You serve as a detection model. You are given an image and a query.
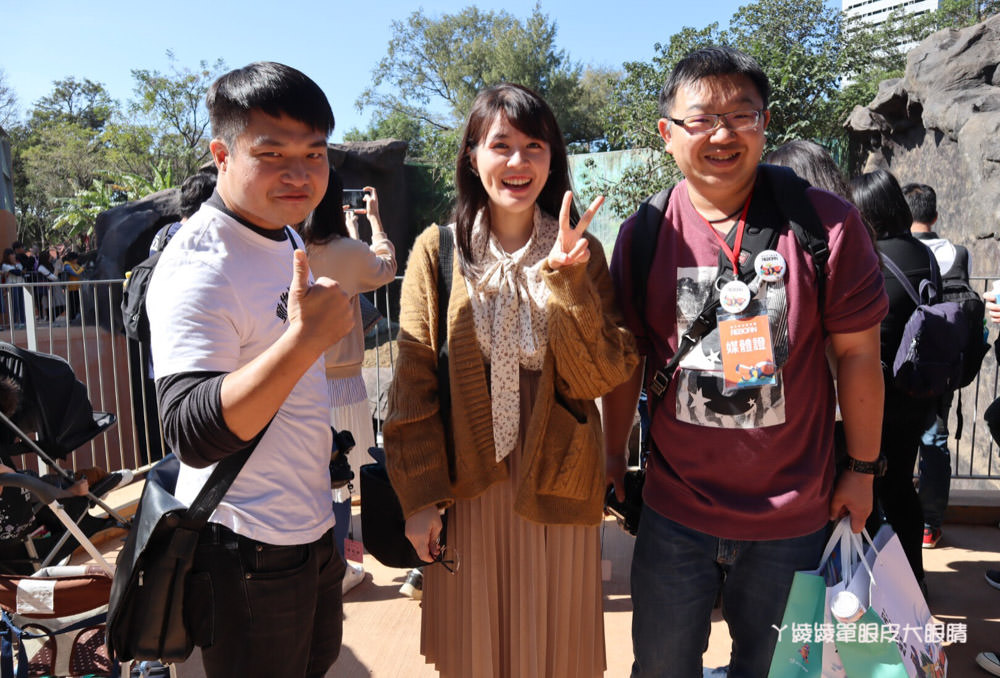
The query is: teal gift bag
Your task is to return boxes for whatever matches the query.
[767,570,827,677]
[768,519,856,677]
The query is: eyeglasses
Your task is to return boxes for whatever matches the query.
[667,109,765,135]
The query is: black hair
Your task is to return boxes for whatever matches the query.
[850,169,913,238]
[901,183,937,224]
[300,167,348,246]
[764,140,850,201]
[206,62,335,147]
[179,173,217,219]
[659,46,770,117]
[454,83,576,277]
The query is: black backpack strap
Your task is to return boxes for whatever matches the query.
[631,187,674,318]
[880,252,922,306]
[436,225,454,430]
[759,164,830,309]
[881,247,942,306]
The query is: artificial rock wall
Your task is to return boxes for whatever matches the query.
[846,13,1000,272]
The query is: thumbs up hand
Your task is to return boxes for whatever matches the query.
[287,249,355,353]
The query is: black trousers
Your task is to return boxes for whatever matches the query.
[868,386,935,584]
[187,524,345,678]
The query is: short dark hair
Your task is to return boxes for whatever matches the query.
[764,140,850,201]
[454,83,575,278]
[206,62,335,147]
[659,46,770,117]
[179,172,217,219]
[300,167,348,246]
[901,183,937,224]
[850,169,913,238]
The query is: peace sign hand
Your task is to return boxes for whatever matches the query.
[548,191,604,270]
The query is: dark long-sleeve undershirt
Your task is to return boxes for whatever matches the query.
[155,371,262,468]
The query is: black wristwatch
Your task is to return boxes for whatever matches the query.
[845,456,887,476]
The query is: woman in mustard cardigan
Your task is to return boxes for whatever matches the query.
[384,83,638,678]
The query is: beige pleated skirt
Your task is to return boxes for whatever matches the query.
[420,370,606,678]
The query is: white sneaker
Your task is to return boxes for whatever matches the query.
[342,563,365,595]
[978,652,1000,676]
[399,568,423,600]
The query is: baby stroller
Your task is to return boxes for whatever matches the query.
[0,343,134,677]
[0,343,130,576]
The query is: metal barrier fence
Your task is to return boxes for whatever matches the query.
[1,275,998,486]
[0,278,162,477]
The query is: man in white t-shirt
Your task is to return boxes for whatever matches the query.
[903,182,971,551]
[146,62,353,678]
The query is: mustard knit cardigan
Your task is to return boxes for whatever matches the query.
[384,224,638,526]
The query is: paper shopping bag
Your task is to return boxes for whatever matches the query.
[836,524,948,678]
[768,519,859,678]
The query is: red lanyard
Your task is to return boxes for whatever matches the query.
[699,194,753,277]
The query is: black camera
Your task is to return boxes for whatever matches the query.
[330,428,356,489]
[604,467,645,536]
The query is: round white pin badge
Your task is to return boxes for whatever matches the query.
[719,279,752,314]
[754,250,786,282]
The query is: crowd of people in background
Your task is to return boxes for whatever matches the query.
[0,239,91,329]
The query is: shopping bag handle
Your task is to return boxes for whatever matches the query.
[818,517,878,586]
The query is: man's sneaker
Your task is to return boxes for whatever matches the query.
[977,651,1000,676]
[986,570,1000,591]
[922,526,942,549]
[399,568,423,600]
[342,563,365,595]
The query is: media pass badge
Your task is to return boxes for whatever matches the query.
[719,279,752,314]
[755,249,786,282]
[718,308,777,391]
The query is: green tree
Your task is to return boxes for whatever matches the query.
[0,69,18,130]
[52,163,174,239]
[359,5,586,136]
[29,77,114,131]
[130,53,227,179]
[728,0,841,146]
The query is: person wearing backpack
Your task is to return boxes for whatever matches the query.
[904,182,970,550]
[851,169,937,590]
[603,47,888,677]
[144,63,353,678]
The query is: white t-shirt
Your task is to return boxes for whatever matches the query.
[146,205,334,545]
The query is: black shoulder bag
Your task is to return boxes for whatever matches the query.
[106,448,254,663]
[360,225,454,569]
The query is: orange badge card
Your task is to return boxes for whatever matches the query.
[718,313,777,391]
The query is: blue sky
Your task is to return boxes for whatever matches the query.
[2,0,833,141]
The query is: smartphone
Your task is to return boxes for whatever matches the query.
[343,189,369,212]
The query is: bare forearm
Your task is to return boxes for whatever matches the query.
[836,352,883,462]
[220,327,325,441]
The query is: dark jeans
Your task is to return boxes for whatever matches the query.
[630,507,827,677]
[918,392,953,530]
[188,524,345,678]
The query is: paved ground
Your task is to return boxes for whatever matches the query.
[153,504,999,677]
